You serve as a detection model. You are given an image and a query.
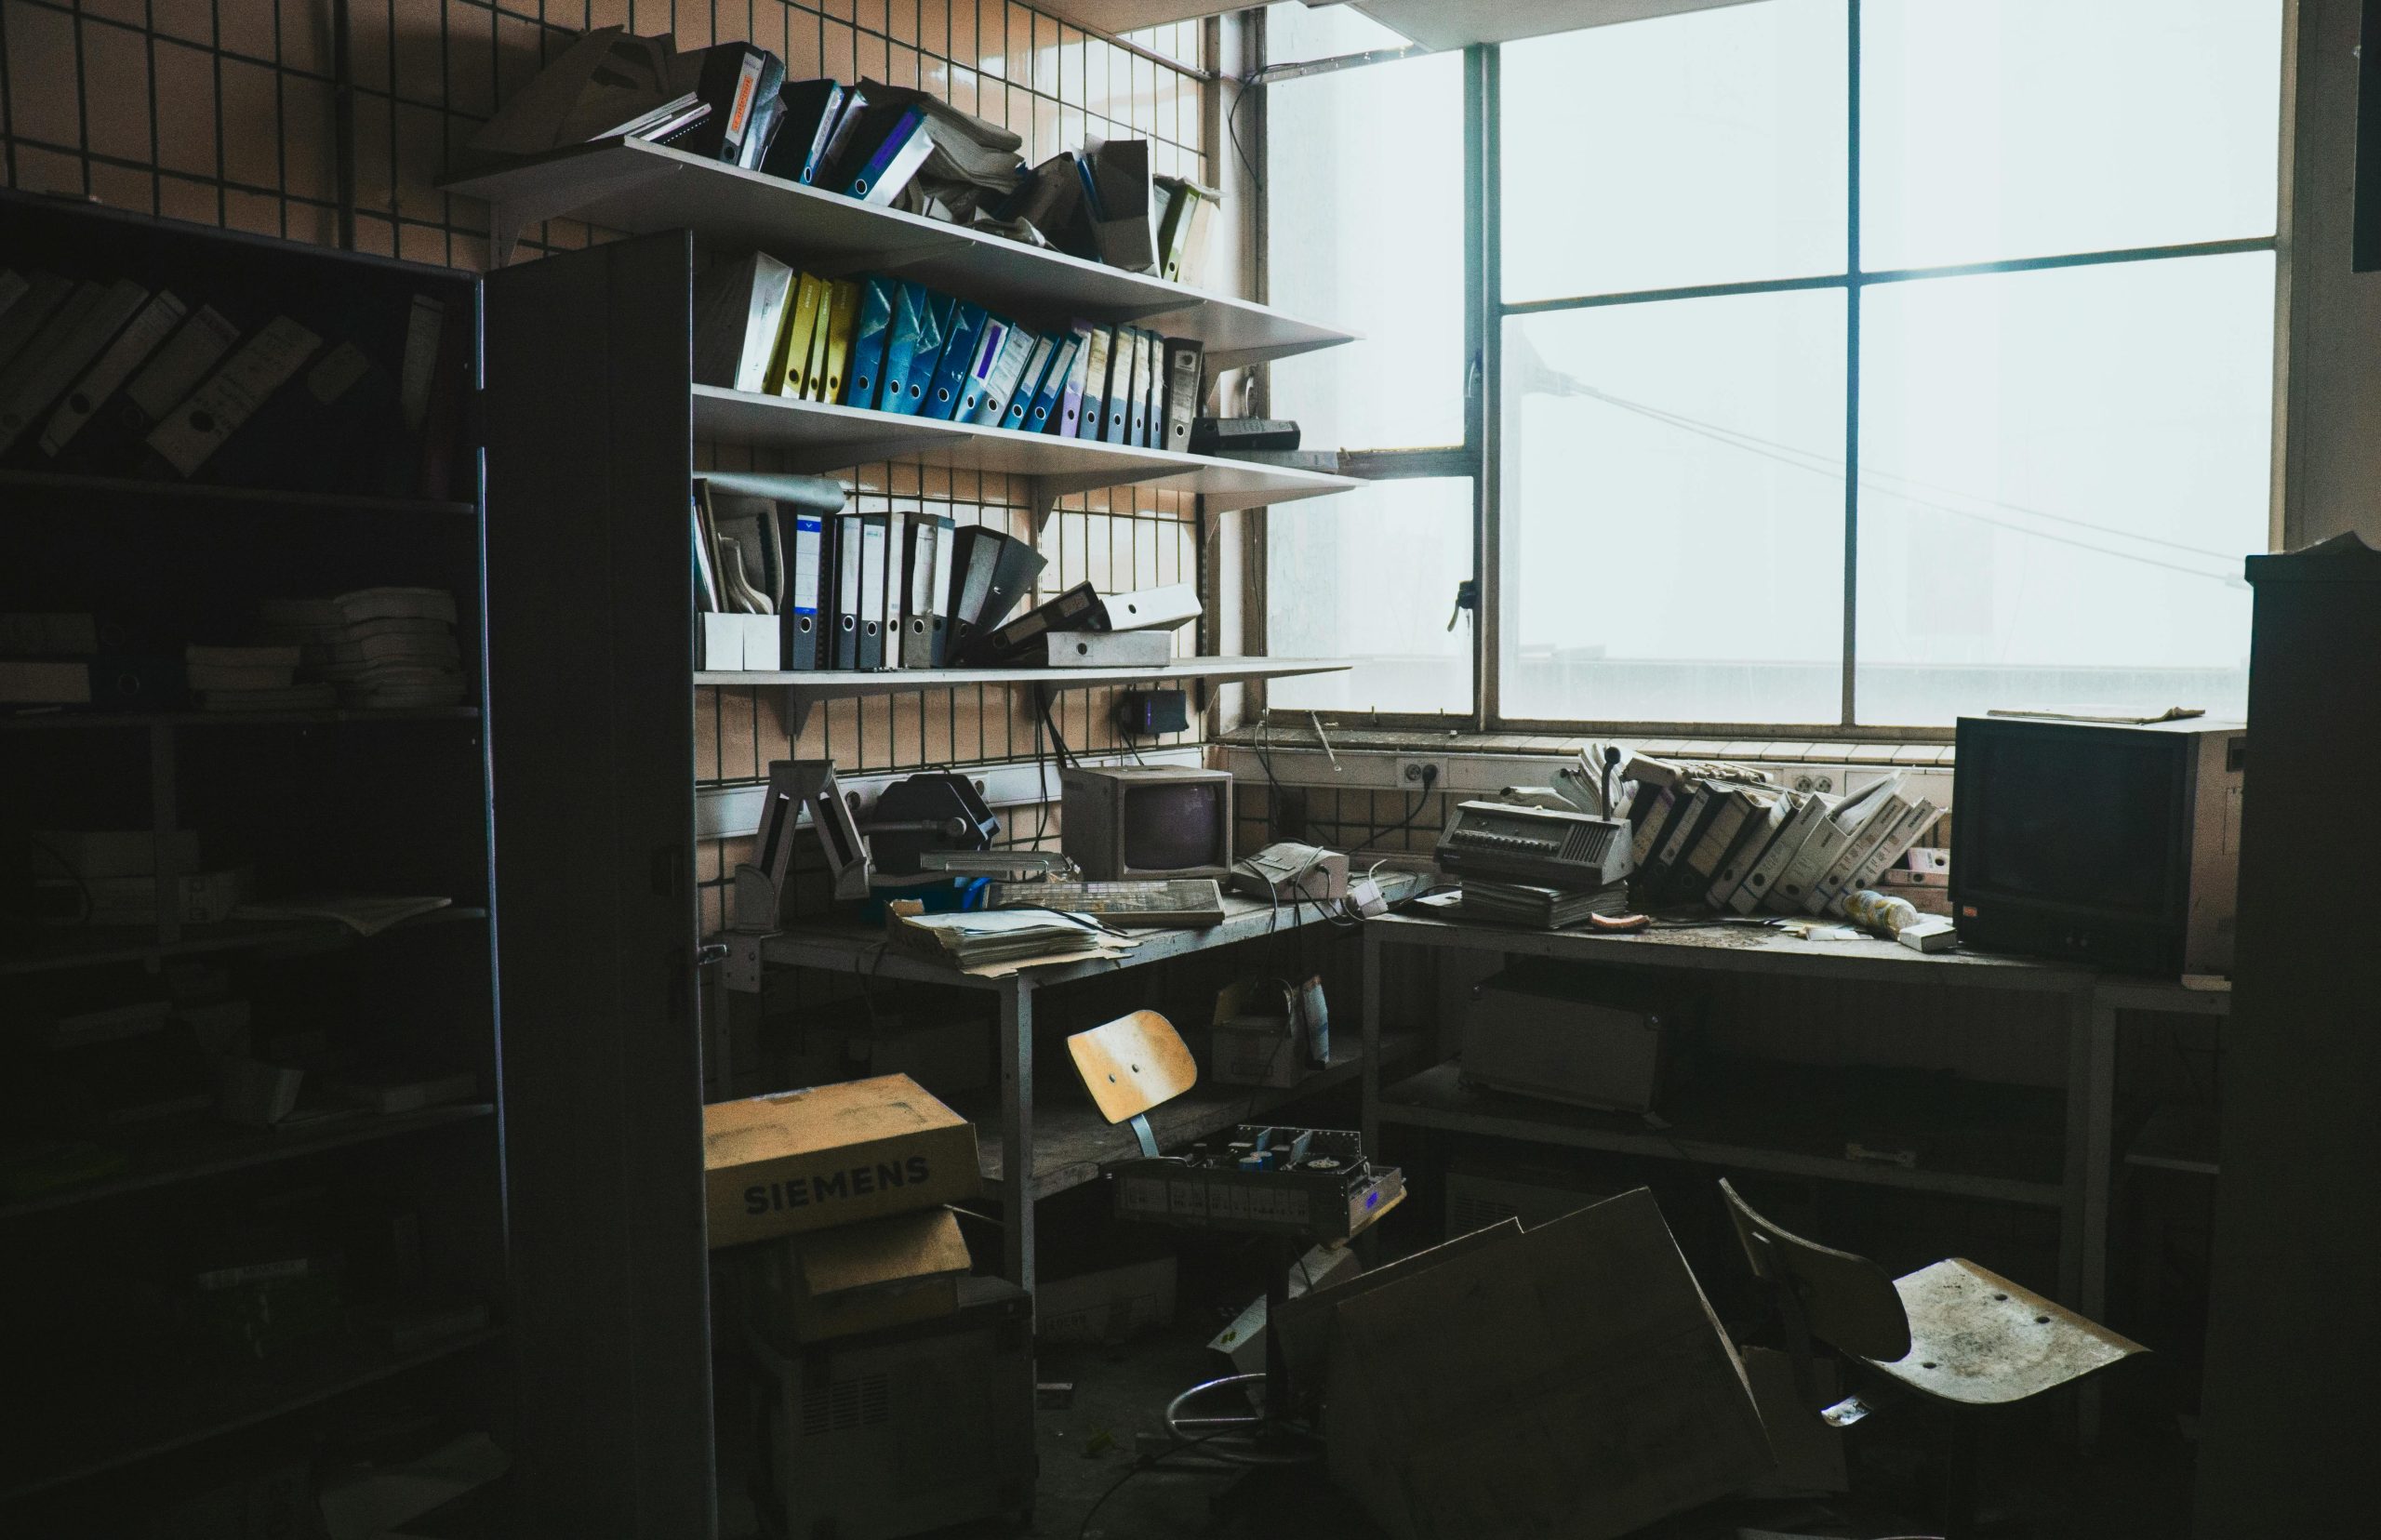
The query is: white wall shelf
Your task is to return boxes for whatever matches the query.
[696,656,1345,735]
[442,138,1354,370]
[690,385,1358,526]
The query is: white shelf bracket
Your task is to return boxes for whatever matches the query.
[476,159,679,267]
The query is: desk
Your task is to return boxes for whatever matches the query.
[756,895,1408,1294]
[1360,912,2228,1334]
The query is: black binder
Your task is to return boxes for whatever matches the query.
[944,525,1047,662]
[831,511,864,670]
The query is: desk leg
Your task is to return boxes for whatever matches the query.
[2062,989,2119,1444]
[1361,925,1383,1157]
[1001,978,1035,1302]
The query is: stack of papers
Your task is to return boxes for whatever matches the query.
[889,908,1132,975]
[1459,880,1633,931]
[258,588,467,710]
[185,644,336,711]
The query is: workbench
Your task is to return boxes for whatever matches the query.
[1359,911,2228,1334]
[756,895,1407,1294]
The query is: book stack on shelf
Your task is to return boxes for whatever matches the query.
[1620,752,1944,921]
[697,253,1207,452]
[257,589,469,710]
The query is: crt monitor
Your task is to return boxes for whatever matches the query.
[1950,714,2242,976]
[1059,765,1232,880]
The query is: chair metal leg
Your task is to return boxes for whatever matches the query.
[1940,1408,1980,1540]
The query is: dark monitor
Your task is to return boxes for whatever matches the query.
[1060,765,1232,880]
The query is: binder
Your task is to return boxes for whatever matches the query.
[1772,775,1898,912]
[898,513,939,667]
[1729,790,1829,914]
[1809,791,1912,916]
[1055,326,1093,436]
[945,525,1047,659]
[0,272,73,375]
[818,279,862,404]
[57,303,240,475]
[841,275,895,410]
[880,511,910,670]
[786,510,827,670]
[857,512,889,669]
[924,511,956,664]
[757,79,844,182]
[957,317,1015,423]
[1123,329,1151,447]
[806,86,879,188]
[1100,329,1135,445]
[879,284,940,417]
[971,580,1100,664]
[766,272,825,397]
[840,106,934,206]
[802,283,836,403]
[967,323,1036,427]
[1139,328,1164,447]
[1161,339,1202,453]
[691,252,792,393]
[925,302,988,420]
[678,42,777,165]
[37,288,187,458]
[1021,333,1077,433]
[1003,333,1060,432]
[832,511,865,669]
[144,315,324,479]
[1075,325,1114,441]
[0,278,148,458]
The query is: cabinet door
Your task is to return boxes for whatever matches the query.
[485,232,715,1537]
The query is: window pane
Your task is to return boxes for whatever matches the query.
[1268,479,1473,715]
[1499,0,1847,303]
[1266,24,1465,448]
[1501,290,1846,725]
[1856,253,2272,726]
[1861,0,2281,271]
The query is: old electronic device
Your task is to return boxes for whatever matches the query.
[1951,713,2243,974]
[1060,764,1231,880]
[865,772,999,876]
[1459,962,1667,1114]
[1112,1125,1404,1242]
[1116,688,1189,737]
[734,763,1000,936]
[1434,800,1636,888]
[743,1277,1034,1540]
[1230,842,1349,905]
[988,877,1226,927]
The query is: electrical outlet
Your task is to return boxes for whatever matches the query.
[1392,757,1446,791]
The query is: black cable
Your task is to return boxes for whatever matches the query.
[1075,1426,1243,1540]
[1352,765,1440,853]
[1037,690,1079,771]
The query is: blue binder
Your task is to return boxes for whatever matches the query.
[881,285,946,418]
[841,276,896,411]
[924,301,989,420]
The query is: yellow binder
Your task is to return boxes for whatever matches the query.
[818,279,864,405]
[766,272,824,397]
[802,278,838,403]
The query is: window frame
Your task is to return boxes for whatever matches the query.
[1250,0,2287,742]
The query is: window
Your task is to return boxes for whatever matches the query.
[1264,0,2281,732]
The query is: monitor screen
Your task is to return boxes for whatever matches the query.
[1962,729,2182,917]
[1122,782,1225,871]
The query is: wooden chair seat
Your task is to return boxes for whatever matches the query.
[1869,1257,2146,1406]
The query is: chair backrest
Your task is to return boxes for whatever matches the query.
[1719,1179,1912,1363]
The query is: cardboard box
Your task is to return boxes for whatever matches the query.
[1034,1256,1176,1346]
[698,611,778,670]
[703,1074,979,1248]
[1207,1018,1303,1088]
[738,1206,971,1348]
[1293,1190,1772,1540]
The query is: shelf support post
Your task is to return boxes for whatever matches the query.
[783,686,817,742]
[1000,977,1036,1302]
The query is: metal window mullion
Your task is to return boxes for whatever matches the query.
[1473,42,1500,735]
[1842,0,1864,729]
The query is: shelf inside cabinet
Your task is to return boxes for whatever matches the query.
[442,138,1354,369]
[0,907,491,978]
[690,386,1359,522]
[0,469,479,519]
[697,656,1345,735]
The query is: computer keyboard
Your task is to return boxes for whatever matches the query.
[989,878,1228,928]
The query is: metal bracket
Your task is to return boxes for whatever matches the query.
[1129,1112,1161,1159]
[481,157,678,266]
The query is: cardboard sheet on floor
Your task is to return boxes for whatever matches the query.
[1311,1189,1773,1540]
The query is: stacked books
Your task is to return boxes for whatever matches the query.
[694,254,1206,453]
[30,829,249,926]
[888,908,1123,973]
[185,643,333,712]
[257,588,466,710]
[1458,880,1633,930]
[1620,753,1944,921]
